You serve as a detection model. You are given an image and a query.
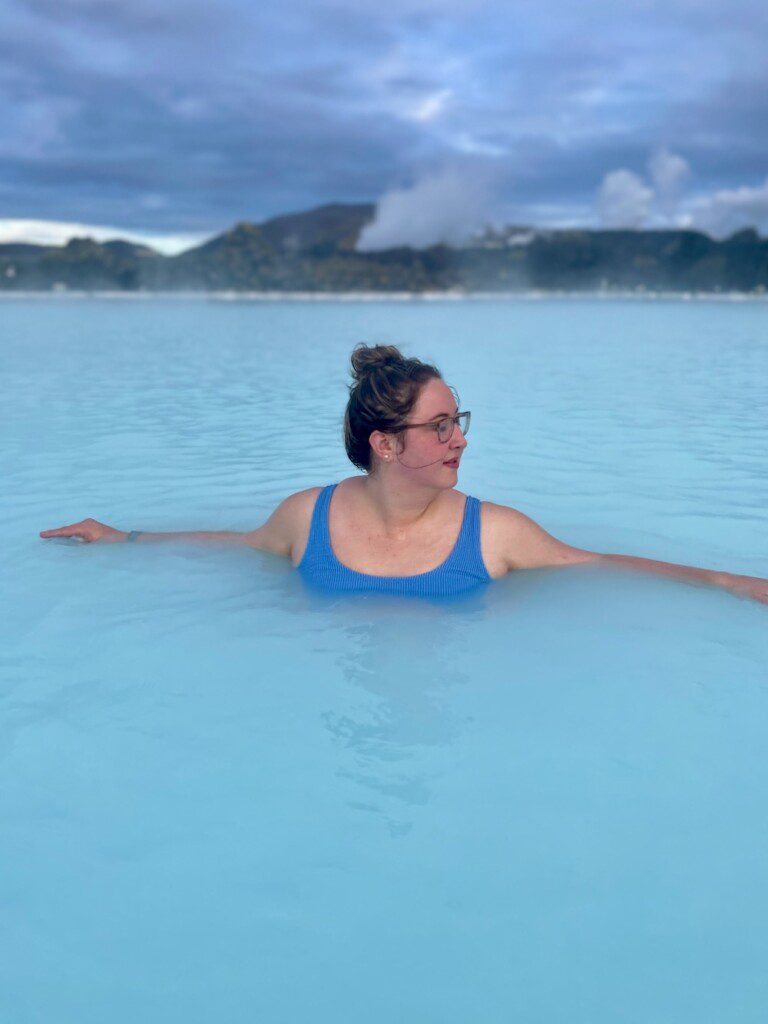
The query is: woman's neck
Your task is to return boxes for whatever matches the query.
[359,472,443,536]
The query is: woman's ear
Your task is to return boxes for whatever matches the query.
[369,429,394,463]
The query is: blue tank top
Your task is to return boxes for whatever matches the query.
[297,483,492,598]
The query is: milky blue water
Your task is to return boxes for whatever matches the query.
[2,297,768,1022]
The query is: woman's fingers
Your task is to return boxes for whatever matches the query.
[40,520,97,541]
[40,518,128,544]
[40,524,82,538]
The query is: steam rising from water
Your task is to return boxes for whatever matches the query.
[356,165,499,251]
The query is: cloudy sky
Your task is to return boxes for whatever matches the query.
[2,0,767,251]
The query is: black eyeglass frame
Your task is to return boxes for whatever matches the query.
[393,410,471,444]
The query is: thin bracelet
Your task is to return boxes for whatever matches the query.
[126,530,144,542]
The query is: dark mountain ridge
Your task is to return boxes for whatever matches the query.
[1,203,766,293]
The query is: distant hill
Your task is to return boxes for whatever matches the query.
[100,239,159,258]
[1,204,766,294]
[258,203,375,252]
[0,242,51,258]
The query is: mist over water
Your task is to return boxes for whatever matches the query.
[3,298,768,1022]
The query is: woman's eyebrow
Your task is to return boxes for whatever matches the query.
[427,405,460,419]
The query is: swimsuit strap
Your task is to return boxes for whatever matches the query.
[298,484,336,570]
[441,491,484,575]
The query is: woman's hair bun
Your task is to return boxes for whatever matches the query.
[349,343,405,382]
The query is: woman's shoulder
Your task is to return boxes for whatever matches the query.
[270,484,327,520]
[475,499,576,578]
[477,497,518,521]
[244,485,325,557]
[477,499,545,545]
[280,485,329,535]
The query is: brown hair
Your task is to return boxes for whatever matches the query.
[343,342,446,472]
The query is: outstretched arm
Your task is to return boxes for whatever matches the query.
[595,552,768,603]
[39,488,319,560]
[39,519,247,546]
[487,503,768,605]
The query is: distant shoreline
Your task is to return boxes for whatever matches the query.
[1,289,766,302]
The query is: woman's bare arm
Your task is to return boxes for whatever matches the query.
[39,520,247,546]
[486,502,768,605]
[39,487,320,560]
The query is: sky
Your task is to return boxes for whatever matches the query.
[1,0,767,252]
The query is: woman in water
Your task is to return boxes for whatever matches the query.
[41,343,768,604]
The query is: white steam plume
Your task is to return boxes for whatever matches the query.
[356,165,498,251]
[596,169,654,228]
[648,147,691,217]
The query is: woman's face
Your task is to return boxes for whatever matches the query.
[390,377,469,483]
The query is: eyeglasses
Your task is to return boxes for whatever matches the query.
[397,410,471,444]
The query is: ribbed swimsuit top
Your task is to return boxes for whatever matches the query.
[297,483,492,599]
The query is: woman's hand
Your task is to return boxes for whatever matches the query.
[719,572,768,605]
[40,518,129,544]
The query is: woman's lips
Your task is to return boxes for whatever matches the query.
[444,458,459,467]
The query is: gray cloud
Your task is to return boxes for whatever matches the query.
[683,177,768,237]
[0,0,765,238]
